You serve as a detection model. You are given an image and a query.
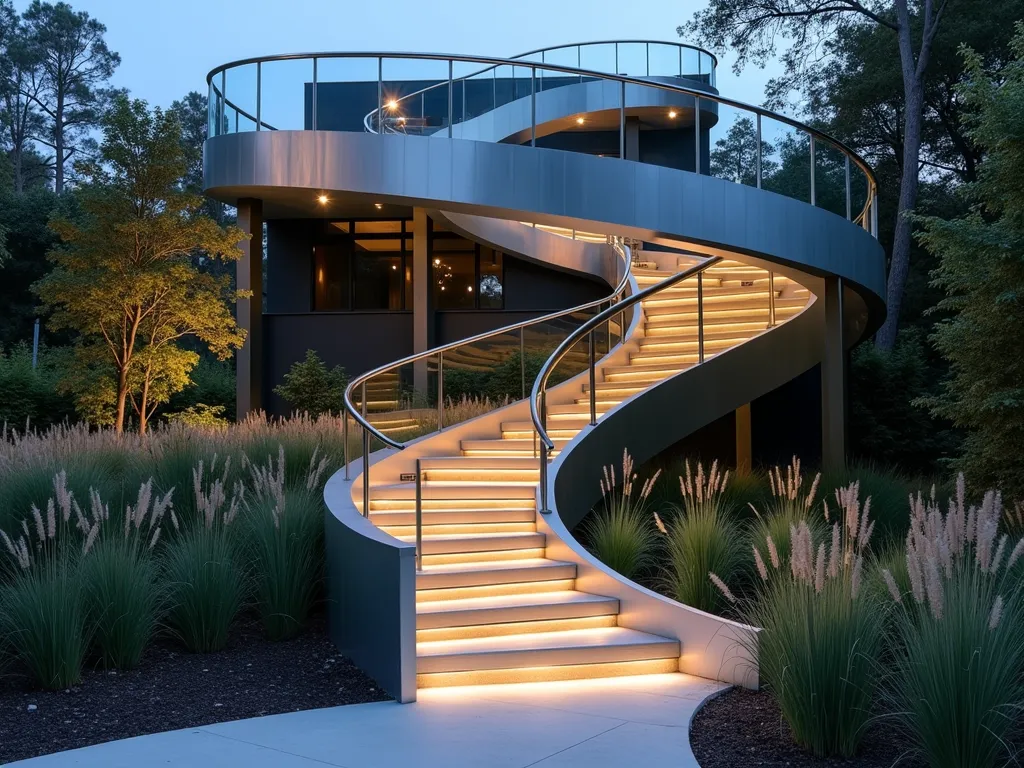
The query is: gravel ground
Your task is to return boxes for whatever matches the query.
[690,688,927,768]
[0,614,390,765]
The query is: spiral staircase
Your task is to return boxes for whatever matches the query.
[203,41,887,702]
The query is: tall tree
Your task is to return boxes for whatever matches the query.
[35,95,247,433]
[19,1,119,194]
[915,28,1024,500]
[0,0,42,193]
[682,0,948,351]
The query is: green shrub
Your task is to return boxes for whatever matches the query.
[657,461,744,614]
[81,480,171,669]
[719,482,885,758]
[882,479,1024,768]
[1,554,87,690]
[0,344,77,430]
[164,357,235,421]
[581,450,659,580]
[164,403,229,428]
[273,349,347,418]
[162,463,245,653]
[243,447,328,640]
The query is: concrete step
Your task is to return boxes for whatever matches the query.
[415,590,619,630]
[638,324,767,345]
[416,558,576,591]
[460,438,569,455]
[369,483,537,501]
[416,626,680,674]
[394,531,544,555]
[369,506,536,526]
[644,303,803,331]
[643,292,774,314]
[416,657,680,687]
[382,521,537,538]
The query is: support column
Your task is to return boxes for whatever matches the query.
[625,117,640,162]
[821,276,847,471]
[412,208,430,398]
[236,198,263,420]
[735,403,752,476]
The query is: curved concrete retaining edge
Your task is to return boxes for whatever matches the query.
[323,451,417,703]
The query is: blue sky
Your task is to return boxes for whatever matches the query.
[12,0,780,110]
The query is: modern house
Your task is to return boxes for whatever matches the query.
[203,42,885,702]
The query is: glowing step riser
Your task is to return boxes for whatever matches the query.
[381,522,536,538]
[416,595,619,630]
[420,548,547,567]
[416,658,679,688]
[416,578,576,604]
[369,508,536,526]
[417,639,680,675]
[416,615,616,643]
[415,561,576,591]
[397,533,545,555]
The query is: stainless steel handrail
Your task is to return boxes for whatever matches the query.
[343,237,633,521]
[529,256,723,513]
[205,50,877,233]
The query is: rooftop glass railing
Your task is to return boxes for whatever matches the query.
[206,46,877,236]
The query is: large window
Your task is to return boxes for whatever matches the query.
[431,223,505,310]
[313,219,412,311]
[313,244,349,311]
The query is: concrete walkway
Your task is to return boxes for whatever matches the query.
[12,673,724,768]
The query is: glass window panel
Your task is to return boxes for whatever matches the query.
[314,245,349,311]
[433,252,475,309]
[432,236,475,251]
[355,220,403,234]
[354,253,403,310]
[314,57,379,132]
[382,57,449,136]
[479,249,503,309]
[224,63,257,132]
[331,221,351,233]
[355,238,404,252]
[260,58,313,131]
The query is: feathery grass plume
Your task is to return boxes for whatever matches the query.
[162,457,246,653]
[749,456,825,571]
[658,460,743,614]
[81,480,171,670]
[582,449,659,580]
[881,473,1024,768]
[242,447,326,640]
[712,481,884,759]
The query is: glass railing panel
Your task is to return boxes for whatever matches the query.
[707,104,759,187]
[851,163,871,229]
[648,43,682,78]
[682,47,701,80]
[360,360,436,443]
[382,57,449,136]
[224,63,258,133]
[616,42,648,77]
[493,64,516,110]
[539,46,581,90]
[813,138,850,218]
[259,58,312,131]
[208,79,223,137]
[579,43,616,78]
[440,330,524,429]
[314,56,379,132]
[460,64,498,123]
[760,115,812,205]
[698,51,716,86]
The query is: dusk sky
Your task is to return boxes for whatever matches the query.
[12,0,782,112]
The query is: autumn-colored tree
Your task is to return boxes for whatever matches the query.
[35,94,248,433]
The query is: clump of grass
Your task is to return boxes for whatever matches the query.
[81,479,172,670]
[716,481,884,758]
[162,456,246,653]
[581,449,660,580]
[881,476,1024,768]
[749,457,824,568]
[243,446,329,640]
[656,460,744,614]
[822,462,915,545]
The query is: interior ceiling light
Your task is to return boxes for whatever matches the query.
[668,110,678,119]
[375,202,383,210]
[434,258,441,265]
[576,116,585,125]
[317,194,329,204]
[467,286,473,292]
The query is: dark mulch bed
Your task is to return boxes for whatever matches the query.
[690,688,926,768]
[0,614,390,765]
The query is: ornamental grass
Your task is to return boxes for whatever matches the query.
[881,476,1024,768]
[581,449,660,580]
[748,456,825,570]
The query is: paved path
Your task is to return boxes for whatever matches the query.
[12,673,724,767]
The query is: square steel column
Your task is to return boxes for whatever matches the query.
[412,208,430,397]
[821,276,847,471]
[236,198,263,420]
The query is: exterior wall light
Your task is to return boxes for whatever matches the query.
[668,110,678,119]
[375,202,383,209]
[386,100,398,110]
[317,194,329,204]
[576,116,585,125]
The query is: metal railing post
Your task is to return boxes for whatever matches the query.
[694,96,701,174]
[312,58,318,130]
[588,330,597,426]
[871,189,879,237]
[768,271,777,328]
[615,42,619,73]
[809,135,816,206]
[756,114,762,189]
[414,458,423,571]
[697,272,705,363]
[361,429,370,517]
[361,381,367,419]
[377,57,383,135]
[255,62,261,131]
[646,42,650,76]
[520,326,526,399]
[343,408,350,480]
[219,71,225,136]
[436,351,444,429]
[619,80,626,159]
[845,155,852,221]
[448,60,453,138]
[538,390,549,513]
[530,67,536,146]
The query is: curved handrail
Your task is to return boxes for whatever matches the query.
[343,238,634,452]
[205,50,876,234]
[530,256,723,512]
